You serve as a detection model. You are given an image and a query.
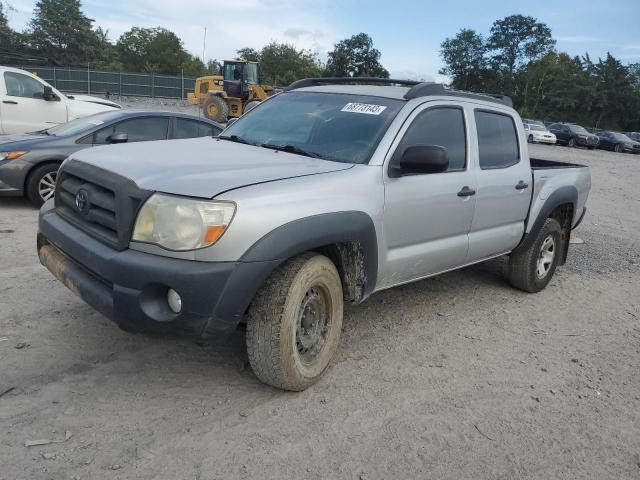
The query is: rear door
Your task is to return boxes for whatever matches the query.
[90,116,170,144]
[381,101,476,287]
[0,71,67,134]
[466,109,532,261]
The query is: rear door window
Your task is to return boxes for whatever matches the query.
[475,110,520,169]
[173,118,218,139]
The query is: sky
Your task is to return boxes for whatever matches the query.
[4,0,640,80]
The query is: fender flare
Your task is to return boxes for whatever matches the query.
[241,211,378,296]
[208,212,378,334]
[513,185,578,257]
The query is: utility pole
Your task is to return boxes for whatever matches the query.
[202,27,207,64]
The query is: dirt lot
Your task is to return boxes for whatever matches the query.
[1,143,639,479]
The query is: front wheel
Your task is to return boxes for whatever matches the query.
[246,253,344,391]
[202,95,228,123]
[614,143,622,153]
[26,163,60,207]
[528,134,534,144]
[507,218,563,293]
[567,138,576,148]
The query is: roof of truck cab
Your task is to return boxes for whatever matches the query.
[295,85,412,100]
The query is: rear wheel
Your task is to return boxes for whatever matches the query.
[246,253,343,391]
[614,143,623,153]
[507,218,563,293]
[567,138,576,148]
[528,134,534,143]
[26,163,60,207]
[243,100,261,115]
[202,95,228,123]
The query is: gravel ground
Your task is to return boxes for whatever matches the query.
[112,96,202,116]
[1,143,639,479]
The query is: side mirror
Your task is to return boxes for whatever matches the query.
[389,145,449,177]
[108,132,128,144]
[43,85,55,101]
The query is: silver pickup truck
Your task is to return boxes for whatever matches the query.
[37,78,591,391]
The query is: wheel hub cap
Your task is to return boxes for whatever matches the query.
[39,172,58,201]
[296,287,329,361]
[537,235,556,279]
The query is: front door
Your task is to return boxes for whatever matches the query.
[1,71,67,134]
[381,102,476,288]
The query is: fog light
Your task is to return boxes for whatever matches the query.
[167,289,182,314]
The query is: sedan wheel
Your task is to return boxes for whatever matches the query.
[614,143,622,153]
[568,138,576,148]
[26,163,60,208]
[528,134,534,144]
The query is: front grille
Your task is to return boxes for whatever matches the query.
[54,159,152,250]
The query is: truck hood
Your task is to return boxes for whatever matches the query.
[70,137,354,198]
[67,94,121,109]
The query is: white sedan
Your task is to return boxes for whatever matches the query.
[524,123,556,145]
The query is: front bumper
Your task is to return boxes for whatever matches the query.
[534,136,556,144]
[0,177,21,196]
[38,202,278,337]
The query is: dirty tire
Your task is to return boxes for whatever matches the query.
[246,253,343,391]
[202,95,228,122]
[26,163,59,208]
[243,100,261,115]
[507,218,563,293]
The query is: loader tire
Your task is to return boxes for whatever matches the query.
[202,95,228,123]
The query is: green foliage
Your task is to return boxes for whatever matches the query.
[441,15,640,130]
[236,42,322,85]
[325,33,389,78]
[115,27,205,76]
[28,0,104,65]
[487,15,555,96]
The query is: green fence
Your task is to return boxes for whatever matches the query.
[18,66,197,99]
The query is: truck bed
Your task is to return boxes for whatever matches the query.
[530,158,586,170]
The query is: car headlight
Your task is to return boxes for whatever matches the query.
[132,193,236,251]
[0,151,27,161]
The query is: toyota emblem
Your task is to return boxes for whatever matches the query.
[75,189,89,213]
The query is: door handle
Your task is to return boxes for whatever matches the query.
[2,100,18,104]
[457,186,476,197]
[515,180,529,190]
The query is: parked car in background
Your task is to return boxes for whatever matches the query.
[548,123,599,149]
[0,66,121,135]
[595,131,640,154]
[523,122,556,144]
[0,110,222,206]
[624,132,640,142]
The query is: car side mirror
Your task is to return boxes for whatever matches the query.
[108,132,128,144]
[389,145,449,178]
[43,85,55,101]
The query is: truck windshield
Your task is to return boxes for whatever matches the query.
[220,91,404,164]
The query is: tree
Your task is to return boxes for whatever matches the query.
[0,1,14,49]
[487,15,555,96]
[236,47,260,62]
[259,42,322,85]
[325,33,389,78]
[591,53,638,129]
[28,0,104,65]
[116,27,205,76]
[439,29,489,91]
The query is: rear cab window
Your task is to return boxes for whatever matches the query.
[474,110,520,169]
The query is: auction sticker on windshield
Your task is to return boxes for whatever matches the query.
[341,103,387,115]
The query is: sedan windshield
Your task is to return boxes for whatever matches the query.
[569,125,590,135]
[45,111,124,136]
[220,91,404,164]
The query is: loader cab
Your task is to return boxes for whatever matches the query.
[222,61,258,99]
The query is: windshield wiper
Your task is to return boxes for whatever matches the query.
[218,134,251,145]
[260,143,322,159]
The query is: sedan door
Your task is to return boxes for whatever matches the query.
[381,102,476,288]
[90,116,170,145]
[0,71,67,134]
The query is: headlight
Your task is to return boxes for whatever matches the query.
[0,151,27,161]
[132,194,235,251]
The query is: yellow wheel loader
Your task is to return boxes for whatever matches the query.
[187,61,275,122]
